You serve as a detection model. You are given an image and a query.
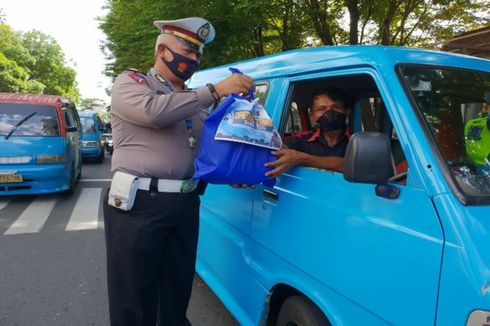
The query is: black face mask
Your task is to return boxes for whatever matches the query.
[161,47,198,81]
[317,110,347,132]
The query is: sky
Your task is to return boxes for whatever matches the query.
[0,0,112,104]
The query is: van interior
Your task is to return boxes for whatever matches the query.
[278,73,408,184]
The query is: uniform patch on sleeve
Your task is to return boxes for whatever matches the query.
[128,72,146,84]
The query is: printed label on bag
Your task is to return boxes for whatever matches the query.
[215,98,282,150]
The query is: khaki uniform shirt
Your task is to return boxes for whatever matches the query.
[111,69,215,179]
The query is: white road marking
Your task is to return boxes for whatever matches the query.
[0,198,11,210]
[79,179,111,182]
[66,188,102,231]
[4,197,57,235]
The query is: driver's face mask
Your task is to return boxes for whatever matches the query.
[317,110,347,132]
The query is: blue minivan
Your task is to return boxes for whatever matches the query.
[188,46,490,325]
[78,110,105,163]
[0,93,82,195]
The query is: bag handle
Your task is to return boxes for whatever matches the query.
[229,67,254,100]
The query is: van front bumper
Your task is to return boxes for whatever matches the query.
[81,147,103,158]
[0,164,71,195]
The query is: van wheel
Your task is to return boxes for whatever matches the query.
[96,150,105,163]
[276,296,330,326]
[65,166,76,195]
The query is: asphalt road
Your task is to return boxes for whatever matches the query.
[0,155,238,326]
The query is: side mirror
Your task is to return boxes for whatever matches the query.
[66,126,78,133]
[343,132,400,199]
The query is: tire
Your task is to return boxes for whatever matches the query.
[97,149,105,163]
[65,165,76,195]
[277,296,330,326]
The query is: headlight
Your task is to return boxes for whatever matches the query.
[466,310,490,326]
[0,156,32,164]
[37,155,67,164]
[82,141,101,147]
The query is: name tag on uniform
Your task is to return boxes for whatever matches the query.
[108,171,139,211]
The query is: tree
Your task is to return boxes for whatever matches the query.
[80,97,106,111]
[21,30,80,102]
[0,23,80,101]
[99,0,489,78]
[348,0,489,46]
[0,52,45,93]
[0,24,44,93]
[0,8,5,24]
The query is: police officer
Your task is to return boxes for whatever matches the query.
[465,112,490,173]
[103,17,254,326]
[265,87,351,176]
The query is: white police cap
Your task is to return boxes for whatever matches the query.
[153,17,215,54]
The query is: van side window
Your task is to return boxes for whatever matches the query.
[284,102,301,135]
[63,108,76,128]
[254,83,269,106]
[281,74,409,184]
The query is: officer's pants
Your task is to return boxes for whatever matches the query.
[103,189,200,326]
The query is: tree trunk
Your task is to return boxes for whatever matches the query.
[380,0,401,45]
[345,0,359,45]
[305,0,335,45]
[253,27,265,57]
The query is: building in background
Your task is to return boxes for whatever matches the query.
[442,26,490,59]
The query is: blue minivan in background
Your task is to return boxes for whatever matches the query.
[78,110,105,163]
[188,46,490,325]
[0,93,82,195]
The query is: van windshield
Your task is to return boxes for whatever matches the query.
[0,103,60,137]
[80,117,97,133]
[399,65,490,201]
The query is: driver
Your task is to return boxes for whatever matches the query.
[265,87,351,177]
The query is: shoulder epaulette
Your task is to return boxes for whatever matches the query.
[125,67,143,73]
[125,68,147,85]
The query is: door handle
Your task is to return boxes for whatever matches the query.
[263,188,278,201]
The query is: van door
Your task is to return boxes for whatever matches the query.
[251,71,444,325]
[63,104,81,178]
[196,84,272,313]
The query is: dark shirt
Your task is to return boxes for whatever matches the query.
[286,129,349,157]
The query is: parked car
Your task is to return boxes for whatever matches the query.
[0,93,82,195]
[188,46,490,326]
[78,110,105,163]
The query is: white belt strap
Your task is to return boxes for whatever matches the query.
[136,178,197,193]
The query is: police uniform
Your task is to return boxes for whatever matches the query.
[286,129,349,157]
[103,17,217,326]
[465,116,490,173]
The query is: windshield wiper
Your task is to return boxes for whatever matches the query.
[5,112,37,140]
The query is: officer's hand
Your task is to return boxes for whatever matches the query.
[214,74,254,97]
[265,148,304,177]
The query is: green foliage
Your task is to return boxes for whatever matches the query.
[80,97,107,111]
[0,24,44,93]
[0,23,80,102]
[0,52,45,93]
[0,24,36,70]
[99,0,489,78]
[21,30,80,102]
